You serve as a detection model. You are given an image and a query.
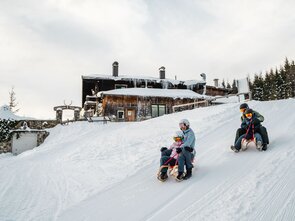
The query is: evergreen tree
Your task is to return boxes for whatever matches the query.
[263,71,271,101]
[274,68,283,99]
[268,69,276,100]
[284,58,293,98]
[9,87,19,113]
[221,79,226,88]
[252,73,264,100]
[226,81,231,89]
[290,61,295,97]
[232,79,238,94]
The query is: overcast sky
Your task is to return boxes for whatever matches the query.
[1,0,295,119]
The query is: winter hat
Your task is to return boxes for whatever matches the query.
[179,119,190,127]
[244,108,253,114]
[173,131,184,141]
[240,103,249,109]
[174,131,184,138]
[244,108,253,118]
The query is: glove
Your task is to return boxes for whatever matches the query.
[176,147,182,154]
[184,146,194,152]
[160,147,168,152]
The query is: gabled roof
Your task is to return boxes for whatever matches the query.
[102,88,212,100]
[82,74,206,86]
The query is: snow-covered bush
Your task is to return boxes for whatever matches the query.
[0,119,17,142]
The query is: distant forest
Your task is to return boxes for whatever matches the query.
[221,58,295,101]
[249,58,295,101]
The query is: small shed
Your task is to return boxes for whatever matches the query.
[11,129,49,155]
[101,88,211,121]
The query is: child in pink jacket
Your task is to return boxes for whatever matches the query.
[158,131,184,181]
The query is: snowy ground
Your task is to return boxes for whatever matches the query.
[0,99,295,221]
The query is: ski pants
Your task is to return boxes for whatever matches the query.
[178,149,194,173]
[235,126,269,145]
[235,133,263,150]
[160,149,176,173]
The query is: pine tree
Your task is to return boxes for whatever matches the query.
[268,69,276,100]
[9,87,19,113]
[284,58,293,98]
[252,73,264,100]
[274,67,286,99]
[232,79,238,94]
[263,71,271,101]
[290,60,295,97]
[221,79,226,88]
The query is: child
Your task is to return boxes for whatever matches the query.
[157,131,184,181]
[231,108,263,152]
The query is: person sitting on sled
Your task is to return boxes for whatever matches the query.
[234,103,269,150]
[158,131,184,181]
[231,109,263,152]
[176,119,196,181]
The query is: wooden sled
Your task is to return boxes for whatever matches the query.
[241,138,262,151]
[157,165,179,178]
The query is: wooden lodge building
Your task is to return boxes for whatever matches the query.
[101,88,211,121]
[81,62,232,121]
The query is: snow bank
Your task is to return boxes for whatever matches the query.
[0,99,295,221]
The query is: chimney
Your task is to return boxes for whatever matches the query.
[159,66,165,79]
[112,61,119,77]
[213,78,219,87]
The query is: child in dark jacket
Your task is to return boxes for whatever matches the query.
[231,109,263,152]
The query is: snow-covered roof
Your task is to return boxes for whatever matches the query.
[102,88,211,100]
[0,105,34,120]
[82,74,206,86]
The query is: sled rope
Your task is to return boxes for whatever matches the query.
[163,153,179,165]
[244,119,255,140]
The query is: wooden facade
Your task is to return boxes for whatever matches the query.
[82,62,232,116]
[102,94,207,122]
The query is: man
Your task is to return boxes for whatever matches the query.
[175,119,196,181]
[234,103,269,150]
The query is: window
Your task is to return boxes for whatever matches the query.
[115,84,127,89]
[151,104,166,118]
[117,110,124,119]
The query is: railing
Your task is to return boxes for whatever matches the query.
[172,100,209,113]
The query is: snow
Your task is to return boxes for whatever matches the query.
[102,88,211,100]
[237,78,250,94]
[0,99,295,221]
[82,74,206,85]
[0,105,32,120]
[212,95,240,104]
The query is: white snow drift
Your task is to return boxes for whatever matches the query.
[0,99,295,221]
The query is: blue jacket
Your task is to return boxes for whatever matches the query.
[180,128,196,149]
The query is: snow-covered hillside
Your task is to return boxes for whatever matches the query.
[0,99,295,221]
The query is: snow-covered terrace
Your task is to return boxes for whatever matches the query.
[102,88,212,100]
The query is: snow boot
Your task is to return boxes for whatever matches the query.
[230,145,239,153]
[176,172,184,182]
[184,168,192,180]
[262,144,268,151]
[256,141,263,151]
[157,172,168,182]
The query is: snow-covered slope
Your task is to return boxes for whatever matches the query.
[0,99,295,221]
